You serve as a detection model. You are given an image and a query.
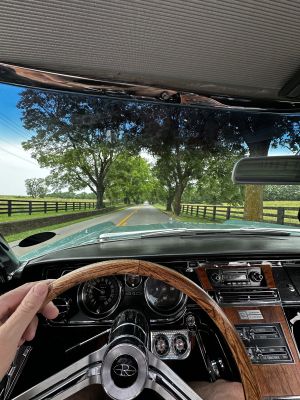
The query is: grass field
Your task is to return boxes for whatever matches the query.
[0,209,94,223]
[5,215,105,243]
[0,195,96,202]
[156,200,300,226]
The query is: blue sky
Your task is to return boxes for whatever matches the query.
[0,84,49,195]
[0,83,295,196]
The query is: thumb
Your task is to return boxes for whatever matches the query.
[1,282,48,345]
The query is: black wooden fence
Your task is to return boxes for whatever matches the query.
[0,199,96,217]
[181,204,300,226]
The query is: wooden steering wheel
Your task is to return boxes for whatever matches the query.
[19,259,261,400]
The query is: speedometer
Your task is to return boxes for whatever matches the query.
[144,278,187,316]
[78,277,121,319]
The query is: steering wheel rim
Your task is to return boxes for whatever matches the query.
[45,258,261,400]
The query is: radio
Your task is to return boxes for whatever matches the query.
[207,267,264,287]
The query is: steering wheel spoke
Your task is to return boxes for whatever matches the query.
[13,345,107,400]
[146,349,203,400]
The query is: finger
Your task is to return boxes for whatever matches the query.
[0,283,49,380]
[40,301,59,320]
[1,282,48,347]
[22,316,39,342]
[0,283,35,319]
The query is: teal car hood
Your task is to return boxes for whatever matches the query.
[18,219,299,262]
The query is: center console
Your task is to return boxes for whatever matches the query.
[196,261,300,398]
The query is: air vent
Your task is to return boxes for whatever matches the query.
[215,289,280,305]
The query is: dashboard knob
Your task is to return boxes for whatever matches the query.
[52,297,71,321]
[249,271,263,282]
[211,273,221,283]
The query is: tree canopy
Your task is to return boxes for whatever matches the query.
[18,88,300,218]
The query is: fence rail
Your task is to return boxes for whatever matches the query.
[0,199,96,217]
[181,204,300,226]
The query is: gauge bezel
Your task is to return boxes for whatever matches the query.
[144,277,187,317]
[77,276,122,320]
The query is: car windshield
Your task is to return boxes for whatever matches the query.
[0,83,300,257]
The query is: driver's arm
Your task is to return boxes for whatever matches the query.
[0,282,59,380]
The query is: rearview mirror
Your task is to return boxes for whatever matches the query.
[232,155,300,185]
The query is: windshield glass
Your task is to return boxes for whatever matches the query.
[0,83,300,257]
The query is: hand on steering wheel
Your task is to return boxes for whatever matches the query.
[12,260,260,400]
[0,282,58,380]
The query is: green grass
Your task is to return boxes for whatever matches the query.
[156,201,300,227]
[0,209,97,223]
[5,206,126,243]
[0,195,96,202]
[6,215,99,243]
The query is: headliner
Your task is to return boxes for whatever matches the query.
[0,0,300,102]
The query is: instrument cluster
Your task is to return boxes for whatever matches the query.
[52,274,187,324]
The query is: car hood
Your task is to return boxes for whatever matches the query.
[17,219,298,262]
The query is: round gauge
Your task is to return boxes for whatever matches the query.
[125,274,142,288]
[153,334,170,357]
[172,334,188,356]
[79,277,121,318]
[144,278,186,316]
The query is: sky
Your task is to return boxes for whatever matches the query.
[0,83,295,196]
[0,84,50,195]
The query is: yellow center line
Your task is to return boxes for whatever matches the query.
[116,207,140,227]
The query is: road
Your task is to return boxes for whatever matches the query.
[10,205,171,257]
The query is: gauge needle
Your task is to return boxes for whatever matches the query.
[90,285,103,294]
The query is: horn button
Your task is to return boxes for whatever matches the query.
[111,355,139,388]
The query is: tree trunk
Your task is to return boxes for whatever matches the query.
[96,184,105,209]
[244,139,271,221]
[166,187,175,211]
[172,184,185,216]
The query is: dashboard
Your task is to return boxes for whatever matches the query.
[5,254,300,399]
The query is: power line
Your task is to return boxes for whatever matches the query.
[0,111,30,136]
[0,145,37,166]
[0,115,30,141]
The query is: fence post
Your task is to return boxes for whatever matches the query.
[55,202,58,212]
[212,206,216,220]
[277,207,285,225]
[44,201,47,214]
[79,202,81,210]
[85,202,87,210]
[29,201,32,215]
[190,205,193,216]
[73,202,75,211]
[7,200,12,217]
[226,206,231,220]
[196,206,199,217]
[203,206,207,218]
[65,202,68,212]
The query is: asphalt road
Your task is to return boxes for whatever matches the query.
[10,205,171,257]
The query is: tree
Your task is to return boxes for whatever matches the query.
[25,178,47,198]
[221,112,300,220]
[106,153,155,204]
[183,151,245,205]
[140,106,221,215]
[18,90,141,209]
